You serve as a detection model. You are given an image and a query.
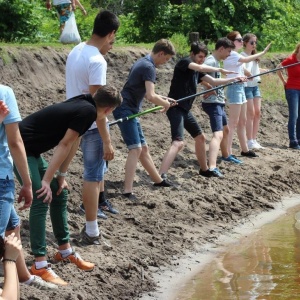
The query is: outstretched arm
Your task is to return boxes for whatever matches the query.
[202,74,248,86]
[189,62,237,75]
[239,43,272,63]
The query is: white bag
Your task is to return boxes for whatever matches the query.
[59,12,81,44]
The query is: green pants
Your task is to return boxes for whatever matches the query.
[15,156,69,257]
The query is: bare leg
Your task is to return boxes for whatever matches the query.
[83,181,101,221]
[220,125,230,158]
[159,140,184,175]
[139,145,162,183]
[253,97,262,140]
[227,104,242,155]
[237,102,248,152]
[246,98,254,140]
[208,131,223,169]
[195,133,208,171]
[123,148,142,193]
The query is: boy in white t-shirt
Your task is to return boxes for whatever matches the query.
[66,10,120,246]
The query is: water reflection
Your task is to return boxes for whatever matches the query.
[177,205,300,300]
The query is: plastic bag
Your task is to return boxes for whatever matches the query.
[59,12,81,44]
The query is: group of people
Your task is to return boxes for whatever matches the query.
[1,7,300,298]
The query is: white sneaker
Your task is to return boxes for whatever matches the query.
[247,139,255,149]
[252,140,265,149]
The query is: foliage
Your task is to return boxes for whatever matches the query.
[0,0,299,51]
[169,33,189,57]
[260,0,300,52]
[0,0,41,43]
[117,13,140,43]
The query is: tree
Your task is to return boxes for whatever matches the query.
[0,0,40,42]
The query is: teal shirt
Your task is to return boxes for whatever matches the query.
[0,85,21,179]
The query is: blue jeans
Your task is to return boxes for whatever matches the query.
[0,178,20,237]
[81,128,106,182]
[113,107,146,149]
[285,89,300,143]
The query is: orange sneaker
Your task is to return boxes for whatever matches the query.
[54,251,95,272]
[30,263,68,286]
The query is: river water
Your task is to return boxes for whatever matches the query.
[176,203,300,300]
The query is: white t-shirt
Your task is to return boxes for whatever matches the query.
[66,42,107,129]
[53,0,71,5]
[223,50,244,78]
[240,51,261,87]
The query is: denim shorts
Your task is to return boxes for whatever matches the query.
[226,84,247,104]
[81,128,106,182]
[166,106,202,141]
[113,107,146,149]
[244,86,261,99]
[0,178,19,237]
[202,103,227,132]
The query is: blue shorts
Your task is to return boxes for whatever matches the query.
[113,107,146,149]
[166,106,202,141]
[81,128,106,182]
[55,3,72,25]
[0,178,20,237]
[244,86,261,99]
[226,84,247,104]
[202,103,227,132]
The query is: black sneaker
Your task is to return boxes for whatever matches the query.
[199,169,219,178]
[241,150,258,157]
[122,193,138,201]
[153,179,172,187]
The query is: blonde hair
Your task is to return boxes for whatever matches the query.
[293,43,300,55]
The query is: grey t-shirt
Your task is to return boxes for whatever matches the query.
[120,54,156,113]
[202,55,225,104]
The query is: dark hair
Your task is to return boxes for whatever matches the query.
[93,85,122,108]
[152,39,176,55]
[190,42,208,56]
[215,37,235,50]
[92,10,120,37]
[0,236,5,260]
[243,33,257,55]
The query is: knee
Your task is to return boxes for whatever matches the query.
[214,131,223,142]
[254,109,261,118]
[129,147,143,157]
[172,140,184,151]
[195,133,206,143]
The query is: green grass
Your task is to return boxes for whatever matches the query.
[260,73,285,102]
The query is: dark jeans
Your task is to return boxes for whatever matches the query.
[285,89,300,144]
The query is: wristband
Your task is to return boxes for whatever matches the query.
[3,258,16,263]
[56,171,68,177]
